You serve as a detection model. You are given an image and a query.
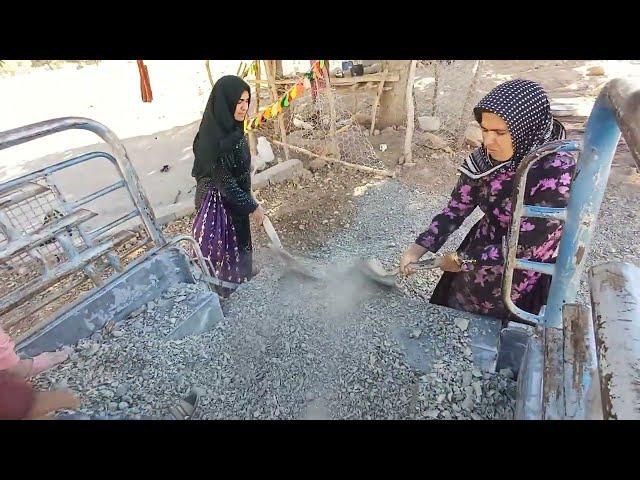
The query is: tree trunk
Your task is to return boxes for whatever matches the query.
[377,60,412,129]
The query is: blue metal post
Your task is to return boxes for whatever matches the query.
[544,99,622,328]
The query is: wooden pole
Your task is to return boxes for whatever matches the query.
[403,60,418,163]
[271,140,394,178]
[247,60,260,157]
[321,63,340,159]
[254,59,261,113]
[264,60,290,161]
[431,61,440,116]
[456,60,483,149]
[247,131,258,157]
[369,69,389,136]
[205,60,214,87]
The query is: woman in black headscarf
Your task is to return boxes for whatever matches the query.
[400,79,574,321]
[191,75,265,297]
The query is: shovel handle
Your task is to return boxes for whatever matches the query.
[262,216,283,249]
[410,253,476,271]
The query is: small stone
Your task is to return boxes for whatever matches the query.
[425,409,439,418]
[454,318,470,332]
[109,402,118,410]
[464,124,483,148]
[175,295,187,302]
[82,343,100,358]
[436,393,446,404]
[470,413,483,421]
[116,383,129,397]
[461,395,474,411]
[373,129,380,136]
[417,115,441,132]
[299,224,305,231]
[309,158,327,173]
[473,381,483,399]
[118,402,129,410]
[112,330,124,338]
[369,353,376,366]
[53,379,69,390]
[587,65,605,76]
[499,368,515,379]
[462,371,473,387]
[409,328,422,339]
[422,132,450,151]
[101,389,115,399]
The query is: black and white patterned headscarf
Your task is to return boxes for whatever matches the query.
[459,79,566,179]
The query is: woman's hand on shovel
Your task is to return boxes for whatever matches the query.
[439,252,463,272]
[251,205,266,225]
[400,243,428,277]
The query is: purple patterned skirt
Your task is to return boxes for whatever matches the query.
[192,186,252,296]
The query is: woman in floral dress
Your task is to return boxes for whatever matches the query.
[400,79,575,321]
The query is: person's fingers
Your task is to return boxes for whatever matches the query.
[403,263,416,277]
[399,256,410,276]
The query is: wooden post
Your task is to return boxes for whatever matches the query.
[205,60,214,87]
[264,60,290,161]
[431,61,440,116]
[403,60,417,163]
[321,63,340,159]
[271,140,394,177]
[456,60,483,149]
[351,84,359,118]
[247,131,258,157]
[370,69,389,135]
[247,60,260,157]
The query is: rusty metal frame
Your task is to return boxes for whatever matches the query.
[0,117,169,329]
[0,118,166,246]
[501,140,580,326]
[503,78,640,327]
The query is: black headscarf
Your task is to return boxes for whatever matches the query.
[459,79,565,179]
[191,75,251,180]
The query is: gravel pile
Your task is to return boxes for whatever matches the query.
[36,178,524,419]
